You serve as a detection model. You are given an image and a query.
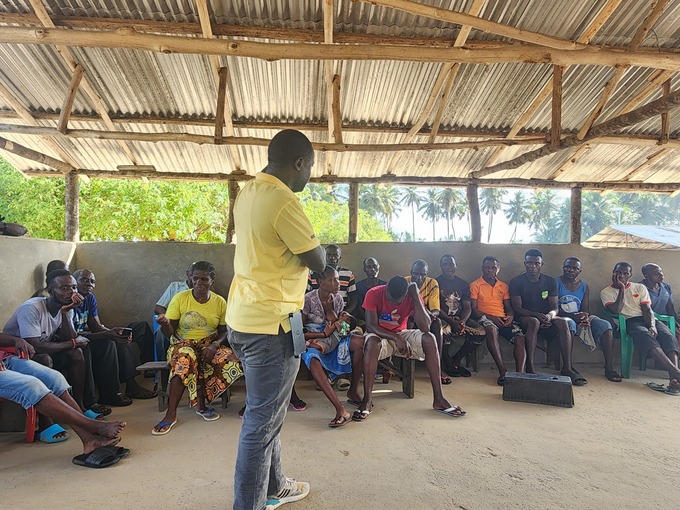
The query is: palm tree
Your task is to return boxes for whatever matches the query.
[479,188,507,242]
[528,190,557,231]
[503,191,531,242]
[377,185,401,230]
[438,188,465,240]
[399,187,423,241]
[359,184,383,219]
[582,192,615,239]
[359,184,400,230]
[419,188,442,241]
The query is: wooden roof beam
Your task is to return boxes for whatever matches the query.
[473,86,680,177]
[661,78,672,144]
[323,0,338,174]
[629,0,670,50]
[57,63,83,134]
[195,0,242,171]
[2,26,680,69]
[550,65,563,148]
[0,136,73,172]
[622,148,674,181]
[21,167,680,193]
[27,0,137,165]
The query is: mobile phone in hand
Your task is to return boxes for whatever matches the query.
[121,328,133,336]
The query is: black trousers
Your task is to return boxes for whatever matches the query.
[83,340,120,407]
[128,321,155,364]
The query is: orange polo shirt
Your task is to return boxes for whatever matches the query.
[470,276,509,317]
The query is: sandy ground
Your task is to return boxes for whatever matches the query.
[2,362,680,510]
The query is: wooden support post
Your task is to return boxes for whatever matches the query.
[348,182,359,243]
[215,67,228,143]
[661,78,671,144]
[467,184,481,243]
[570,187,582,245]
[225,179,240,243]
[57,63,84,134]
[551,65,563,148]
[65,171,80,242]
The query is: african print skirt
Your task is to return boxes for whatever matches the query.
[167,336,243,406]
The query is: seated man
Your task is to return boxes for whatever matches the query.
[32,259,69,298]
[354,257,386,324]
[640,263,680,340]
[307,244,358,315]
[0,332,128,468]
[73,269,156,405]
[602,262,680,394]
[3,270,91,412]
[355,276,465,421]
[406,259,450,385]
[470,256,525,386]
[510,249,587,386]
[558,257,620,382]
[435,255,485,378]
[153,264,192,357]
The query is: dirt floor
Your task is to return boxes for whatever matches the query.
[2,362,680,510]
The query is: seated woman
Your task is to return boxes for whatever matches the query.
[300,265,365,428]
[152,261,242,435]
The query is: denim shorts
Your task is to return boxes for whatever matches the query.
[0,356,70,409]
[564,315,612,347]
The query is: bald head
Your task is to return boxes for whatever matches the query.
[266,130,315,192]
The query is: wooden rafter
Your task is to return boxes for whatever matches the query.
[547,145,592,180]
[473,87,680,177]
[482,0,624,169]
[195,0,242,171]
[0,136,73,172]
[661,78,671,144]
[57,63,84,134]
[628,0,670,51]
[21,167,680,193]
[357,0,583,50]
[2,26,679,69]
[27,0,137,165]
[323,0,337,174]
[622,148,674,181]
[214,67,228,144]
[619,70,676,115]
[551,65,563,148]
[0,78,80,169]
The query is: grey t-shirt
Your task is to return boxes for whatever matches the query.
[3,297,72,341]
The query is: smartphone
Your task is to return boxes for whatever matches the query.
[289,312,306,357]
[120,328,133,336]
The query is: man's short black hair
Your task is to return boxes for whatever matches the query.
[482,256,499,264]
[386,276,408,301]
[563,256,581,265]
[614,262,632,272]
[46,269,72,288]
[440,254,455,264]
[641,263,659,276]
[524,249,543,258]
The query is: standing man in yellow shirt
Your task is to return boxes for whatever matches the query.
[226,130,325,510]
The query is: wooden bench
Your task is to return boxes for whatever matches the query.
[136,361,230,412]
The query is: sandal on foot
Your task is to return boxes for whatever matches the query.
[83,409,105,420]
[72,447,120,469]
[289,399,307,411]
[435,405,466,418]
[496,376,506,386]
[647,382,667,392]
[335,378,351,391]
[196,408,221,421]
[151,419,177,435]
[446,366,471,377]
[665,379,680,396]
[563,371,588,386]
[39,423,70,444]
[126,389,157,400]
[605,370,622,382]
[99,393,133,407]
[328,413,351,428]
[441,375,452,385]
[352,409,371,422]
[89,403,111,416]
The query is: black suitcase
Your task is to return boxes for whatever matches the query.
[502,371,574,408]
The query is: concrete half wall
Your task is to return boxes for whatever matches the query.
[0,237,75,327]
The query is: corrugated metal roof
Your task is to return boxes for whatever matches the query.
[584,225,680,250]
[0,0,676,188]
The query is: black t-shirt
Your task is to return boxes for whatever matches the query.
[509,273,557,314]
[436,274,471,317]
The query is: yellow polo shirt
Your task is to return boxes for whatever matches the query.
[405,275,440,311]
[226,172,320,334]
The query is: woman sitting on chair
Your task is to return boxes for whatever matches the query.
[152,261,242,435]
[301,265,364,428]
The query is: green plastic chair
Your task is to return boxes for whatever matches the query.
[606,311,676,379]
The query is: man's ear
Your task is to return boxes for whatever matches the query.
[295,156,304,170]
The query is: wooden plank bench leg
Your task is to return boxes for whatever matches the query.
[402,358,415,399]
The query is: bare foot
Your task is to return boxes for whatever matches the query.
[96,420,127,439]
[82,434,121,455]
[433,397,452,410]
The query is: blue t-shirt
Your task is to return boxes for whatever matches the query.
[557,279,587,315]
[644,281,672,316]
[73,293,99,333]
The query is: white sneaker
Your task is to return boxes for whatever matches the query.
[265,478,310,509]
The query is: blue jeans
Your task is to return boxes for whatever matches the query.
[229,327,299,510]
[0,356,71,409]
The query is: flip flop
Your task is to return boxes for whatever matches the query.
[151,419,177,435]
[126,389,157,400]
[496,376,506,386]
[647,382,667,392]
[564,371,588,387]
[83,409,105,420]
[664,387,680,396]
[196,408,221,421]
[72,447,120,469]
[335,378,351,391]
[39,423,70,444]
[605,370,622,383]
[434,406,466,418]
[89,403,112,416]
[328,413,352,428]
[352,409,371,422]
[441,375,452,385]
[99,445,130,459]
[99,393,133,407]
[289,400,307,411]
